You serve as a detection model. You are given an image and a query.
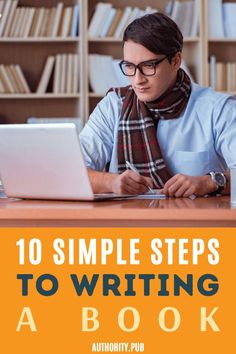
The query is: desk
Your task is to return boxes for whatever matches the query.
[0,196,235,227]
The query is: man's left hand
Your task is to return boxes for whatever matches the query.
[160,174,217,197]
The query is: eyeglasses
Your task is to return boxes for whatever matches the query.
[119,56,168,77]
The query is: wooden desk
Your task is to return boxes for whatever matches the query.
[0,196,235,227]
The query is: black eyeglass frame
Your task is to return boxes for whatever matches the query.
[119,55,169,77]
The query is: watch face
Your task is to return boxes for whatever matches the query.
[214,172,226,187]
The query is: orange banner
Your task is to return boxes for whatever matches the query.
[1,228,235,353]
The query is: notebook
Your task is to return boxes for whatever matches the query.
[0,123,135,201]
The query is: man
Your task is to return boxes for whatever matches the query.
[80,13,236,197]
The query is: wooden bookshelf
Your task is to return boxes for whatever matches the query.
[204,0,236,92]
[0,0,81,124]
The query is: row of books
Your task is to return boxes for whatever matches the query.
[88,0,199,39]
[89,54,194,95]
[0,64,30,94]
[166,0,199,38]
[88,3,156,38]
[89,54,129,94]
[209,56,236,92]
[0,53,79,94]
[37,54,79,94]
[207,0,236,38]
[0,1,79,38]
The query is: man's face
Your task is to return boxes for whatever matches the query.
[123,40,181,102]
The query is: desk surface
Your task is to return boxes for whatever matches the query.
[0,195,235,227]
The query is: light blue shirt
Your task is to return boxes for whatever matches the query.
[79,83,236,176]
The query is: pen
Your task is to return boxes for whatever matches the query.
[125,161,155,194]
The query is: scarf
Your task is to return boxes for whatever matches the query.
[109,68,191,188]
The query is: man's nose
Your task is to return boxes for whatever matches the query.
[133,68,147,84]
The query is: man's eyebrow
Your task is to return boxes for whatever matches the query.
[122,58,159,65]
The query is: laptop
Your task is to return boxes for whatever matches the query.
[0,123,133,201]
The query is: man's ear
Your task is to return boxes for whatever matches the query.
[171,52,182,70]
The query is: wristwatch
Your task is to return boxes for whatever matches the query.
[207,171,226,194]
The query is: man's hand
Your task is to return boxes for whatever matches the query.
[111,170,153,194]
[160,174,217,197]
[87,168,153,195]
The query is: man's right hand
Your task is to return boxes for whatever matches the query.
[87,168,153,195]
[110,170,154,194]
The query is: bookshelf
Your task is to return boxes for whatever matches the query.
[0,0,81,124]
[205,0,236,95]
[0,0,235,126]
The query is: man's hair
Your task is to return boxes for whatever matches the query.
[123,12,183,62]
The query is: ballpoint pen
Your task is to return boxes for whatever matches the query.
[125,160,155,194]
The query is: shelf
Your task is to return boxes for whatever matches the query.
[89,36,200,43]
[89,93,104,98]
[0,37,79,43]
[220,91,236,95]
[208,38,236,43]
[0,94,80,99]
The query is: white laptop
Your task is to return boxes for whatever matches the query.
[0,123,133,201]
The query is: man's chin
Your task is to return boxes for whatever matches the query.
[135,91,158,102]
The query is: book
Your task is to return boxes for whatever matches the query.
[23,7,35,38]
[0,0,5,15]
[99,7,116,37]
[96,3,113,37]
[89,54,129,94]
[190,0,199,37]
[2,0,18,37]
[60,6,73,37]
[216,62,227,91]
[210,55,216,89]
[39,8,50,37]
[9,65,24,93]
[29,8,40,37]
[89,54,106,94]
[66,53,73,93]
[0,0,12,36]
[46,7,56,37]
[112,59,130,87]
[32,7,45,37]
[53,54,61,94]
[125,7,142,28]
[70,4,79,37]
[14,65,30,93]
[72,54,79,93]
[0,68,8,93]
[171,0,194,37]
[0,65,15,93]
[107,8,123,37]
[0,76,4,93]
[60,54,67,93]
[88,2,112,37]
[18,7,29,37]
[113,6,132,38]
[207,0,224,38]
[223,3,236,38]
[5,65,18,93]
[36,56,55,94]
[51,2,64,37]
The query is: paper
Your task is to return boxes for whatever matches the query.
[129,189,166,200]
